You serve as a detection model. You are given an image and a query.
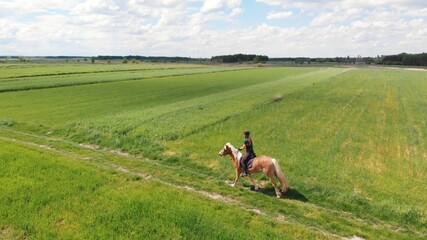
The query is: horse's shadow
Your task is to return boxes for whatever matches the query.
[247,185,308,202]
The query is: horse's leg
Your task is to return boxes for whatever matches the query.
[247,174,259,191]
[231,168,242,187]
[267,172,281,198]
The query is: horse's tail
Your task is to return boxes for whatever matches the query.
[272,158,288,192]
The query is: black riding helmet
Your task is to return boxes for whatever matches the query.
[243,130,250,136]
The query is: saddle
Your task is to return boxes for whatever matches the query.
[239,157,255,170]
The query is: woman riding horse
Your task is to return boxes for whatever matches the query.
[238,130,256,177]
[218,141,289,198]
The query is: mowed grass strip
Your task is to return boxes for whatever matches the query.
[0,67,316,127]
[0,66,248,93]
[0,138,333,239]
[0,63,206,79]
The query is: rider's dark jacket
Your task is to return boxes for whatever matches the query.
[242,137,256,162]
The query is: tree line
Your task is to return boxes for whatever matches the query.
[211,54,269,63]
[2,53,426,66]
[381,53,427,66]
[270,53,426,66]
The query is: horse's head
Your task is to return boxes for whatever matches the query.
[218,143,233,157]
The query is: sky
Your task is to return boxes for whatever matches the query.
[0,0,426,57]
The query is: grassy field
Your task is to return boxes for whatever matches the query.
[0,63,426,239]
[1,138,333,239]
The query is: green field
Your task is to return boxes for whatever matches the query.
[0,63,426,239]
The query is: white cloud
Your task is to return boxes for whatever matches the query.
[267,11,293,20]
[227,0,242,8]
[257,0,427,11]
[230,7,243,17]
[309,8,363,26]
[200,0,222,12]
[255,0,283,6]
[0,0,425,57]
[200,0,241,13]
[0,20,18,40]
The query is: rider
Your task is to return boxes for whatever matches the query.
[238,130,256,177]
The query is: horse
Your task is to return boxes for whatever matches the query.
[218,143,289,198]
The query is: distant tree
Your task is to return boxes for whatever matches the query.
[374,57,383,65]
[91,57,95,64]
[122,58,128,64]
[364,57,374,64]
[19,58,30,63]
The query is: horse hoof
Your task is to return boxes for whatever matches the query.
[230,184,236,187]
[276,193,282,198]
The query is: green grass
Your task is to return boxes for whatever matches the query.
[0,138,332,239]
[0,64,426,239]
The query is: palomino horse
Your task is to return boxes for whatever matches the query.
[218,143,288,198]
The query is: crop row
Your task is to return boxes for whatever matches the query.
[0,66,247,93]
[0,63,206,79]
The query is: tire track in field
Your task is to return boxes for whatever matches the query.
[4,128,424,239]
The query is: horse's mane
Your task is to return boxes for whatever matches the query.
[226,143,241,160]
[226,143,235,149]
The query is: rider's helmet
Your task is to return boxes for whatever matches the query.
[243,130,250,136]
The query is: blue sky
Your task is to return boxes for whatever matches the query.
[0,0,426,57]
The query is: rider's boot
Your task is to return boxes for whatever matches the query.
[240,163,248,177]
